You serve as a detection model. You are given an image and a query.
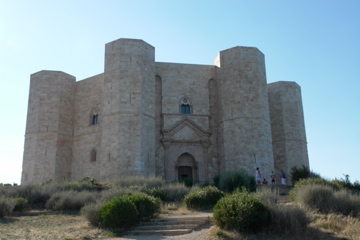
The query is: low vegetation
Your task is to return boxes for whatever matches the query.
[214,170,256,192]
[0,173,359,239]
[183,185,224,210]
[213,188,271,233]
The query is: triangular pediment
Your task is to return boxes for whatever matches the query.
[171,125,202,141]
[162,117,210,141]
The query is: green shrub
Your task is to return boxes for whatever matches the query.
[98,196,139,229]
[183,186,224,210]
[100,186,141,203]
[213,189,270,233]
[142,187,165,200]
[13,198,28,212]
[213,174,220,188]
[128,193,161,220]
[0,197,16,217]
[216,171,256,193]
[290,165,311,185]
[179,178,193,187]
[45,191,100,211]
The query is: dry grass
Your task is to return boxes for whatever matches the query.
[1,205,360,240]
[159,201,202,216]
[310,212,360,239]
[0,211,115,240]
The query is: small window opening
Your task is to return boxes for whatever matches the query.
[91,108,99,125]
[92,114,99,125]
[180,98,191,114]
[91,149,96,162]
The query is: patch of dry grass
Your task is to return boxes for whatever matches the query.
[0,211,114,240]
[310,212,360,239]
[159,201,200,216]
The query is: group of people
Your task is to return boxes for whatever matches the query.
[255,168,286,185]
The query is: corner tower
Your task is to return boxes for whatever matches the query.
[268,81,309,182]
[21,71,76,184]
[216,47,274,178]
[100,39,156,181]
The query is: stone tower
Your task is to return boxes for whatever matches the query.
[99,39,156,182]
[268,81,309,183]
[215,47,275,180]
[22,71,76,183]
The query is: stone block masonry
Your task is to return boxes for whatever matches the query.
[22,38,309,185]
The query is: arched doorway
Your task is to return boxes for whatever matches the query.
[176,153,197,182]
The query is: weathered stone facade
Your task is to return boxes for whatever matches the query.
[21,38,309,185]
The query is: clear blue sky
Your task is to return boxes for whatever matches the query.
[1,0,359,184]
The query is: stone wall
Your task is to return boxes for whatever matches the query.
[71,73,104,180]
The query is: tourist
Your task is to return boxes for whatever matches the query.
[255,167,262,185]
[270,171,275,184]
[281,170,286,185]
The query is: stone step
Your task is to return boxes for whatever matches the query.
[128,215,211,236]
[136,223,200,230]
[129,228,193,235]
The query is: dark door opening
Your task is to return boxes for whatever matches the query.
[178,166,192,180]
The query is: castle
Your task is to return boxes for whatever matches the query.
[21,38,309,185]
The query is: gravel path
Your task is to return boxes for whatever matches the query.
[112,223,216,240]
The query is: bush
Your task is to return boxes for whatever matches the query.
[294,184,360,217]
[0,197,16,217]
[295,184,335,214]
[183,186,224,210]
[13,198,28,212]
[161,182,193,202]
[332,189,360,216]
[268,204,309,235]
[142,187,165,200]
[128,193,161,221]
[290,165,311,185]
[254,187,309,235]
[213,189,270,233]
[179,178,193,187]
[4,184,52,208]
[100,186,141,203]
[98,196,139,229]
[254,186,279,208]
[289,177,340,200]
[45,191,100,211]
[215,171,256,193]
[114,176,164,189]
[81,201,104,226]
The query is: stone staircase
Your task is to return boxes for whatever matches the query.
[127,214,212,235]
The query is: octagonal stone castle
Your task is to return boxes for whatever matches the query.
[21,38,309,185]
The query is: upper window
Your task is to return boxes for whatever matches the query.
[91,149,96,162]
[91,108,99,125]
[180,98,191,114]
[92,114,99,125]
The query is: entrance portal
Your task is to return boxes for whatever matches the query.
[178,166,192,180]
[176,153,197,182]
